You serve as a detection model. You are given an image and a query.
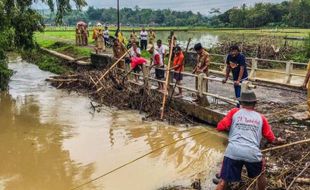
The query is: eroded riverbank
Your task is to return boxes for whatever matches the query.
[0,57,227,190]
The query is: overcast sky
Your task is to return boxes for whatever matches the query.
[35,0,285,15]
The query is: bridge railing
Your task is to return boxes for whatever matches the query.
[116,65,248,106]
[204,53,307,87]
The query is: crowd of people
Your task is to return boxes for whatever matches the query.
[89,26,251,102]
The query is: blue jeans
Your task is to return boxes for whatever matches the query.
[234,84,241,108]
[234,84,241,99]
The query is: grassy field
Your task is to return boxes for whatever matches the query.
[44,26,310,37]
[34,27,310,63]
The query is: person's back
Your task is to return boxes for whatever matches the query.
[221,108,270,162]
[216,91,276,190]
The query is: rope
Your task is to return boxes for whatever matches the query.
[70,130,209,190]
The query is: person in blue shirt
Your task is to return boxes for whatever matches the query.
[222,45,248,102]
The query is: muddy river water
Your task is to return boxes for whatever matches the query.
[0,57,226,190]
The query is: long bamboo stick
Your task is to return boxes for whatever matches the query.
[160,36,175,120]
[262,138,310,153]
[93,49,130,87]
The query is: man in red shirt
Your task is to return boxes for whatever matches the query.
[148,45,165,90]
[170,46,184,97]
[125,57,147,82]
[216,90,282,190]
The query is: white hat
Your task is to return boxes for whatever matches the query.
[96,23,102,27]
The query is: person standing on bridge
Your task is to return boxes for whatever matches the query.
[156,40,166,64]
[222,45,248,106]
[148,44,165,91]
[216,90,278,190]
[170,46,184,97]
[302,59,310,117]
[192,43,210,103]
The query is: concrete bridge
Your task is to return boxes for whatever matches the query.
[41,47,308,125]
[90,52,308,125]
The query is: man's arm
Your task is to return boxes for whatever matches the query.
[192,56,199,73]
[170,56,184,71]
[200,56,210,72]
[222,66,231,83]
[235,55,246,85]
[217,108,239,131]
[235,66,244,85]
[261,116,275,142]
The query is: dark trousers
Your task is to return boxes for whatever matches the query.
[140,40,147,50]
[104,38,109,46]
[234,84,241,99]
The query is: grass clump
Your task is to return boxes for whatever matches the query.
[21,48,71,75]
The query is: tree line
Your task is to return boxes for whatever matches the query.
[210,0,310,28]
[43,0,310,28]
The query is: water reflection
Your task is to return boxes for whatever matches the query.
[0,92,94,190]
[0,59,226,190]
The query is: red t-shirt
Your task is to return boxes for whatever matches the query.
[217,108,275,162]
[217,108,275,142]
[173,52,184,72]
[131,57,147,69]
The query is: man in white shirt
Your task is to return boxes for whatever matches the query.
[140,27,148,50]
[129,42,141,58]
[156,39,166,64]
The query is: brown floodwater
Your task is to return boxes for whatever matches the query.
[0,57,227,190]
[256,69,306,85]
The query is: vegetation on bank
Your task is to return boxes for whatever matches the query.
[43,0,310,28]
[0,0,86,90]
[21,48,71,75]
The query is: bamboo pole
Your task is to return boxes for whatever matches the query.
[262,138,310,153]
[93,49,130,87]
[160,36,175,120]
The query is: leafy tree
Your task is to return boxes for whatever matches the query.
[0,0,87,90]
